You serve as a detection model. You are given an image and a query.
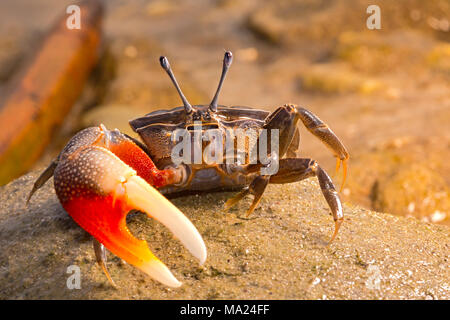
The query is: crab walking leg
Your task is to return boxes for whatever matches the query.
[269,158,343,244]
[295,107,349,191]
[225,158,343,243]
[27,159,58,204]
[224,176,270,217]
[93,239,117,288]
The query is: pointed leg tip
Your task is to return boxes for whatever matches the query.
[339,160,348,193]
[334,158,341,177]
[327,219,343,246]
[245,207,255,217]
[339,178,346,192]
[26,187,38,205]
[224,189,249,211]
[99,262,118,289]
[223,200,233,210]
[224,198,239,211]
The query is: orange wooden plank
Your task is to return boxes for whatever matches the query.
[0,0,103,185]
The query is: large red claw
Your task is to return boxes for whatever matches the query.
[53,128,206,287]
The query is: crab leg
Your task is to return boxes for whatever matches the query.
[270,158,343,244]
[295,107,349,191]
[30,125,205,287]
[224,176,270,217]
[93,239,117,288]
[225,158,343,244]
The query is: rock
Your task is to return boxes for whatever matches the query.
[300,63,384,95]
[246,0,449,47]
[246,0,365,46]
[345,138,450,226]
[146,0,179,17]
[373,164,450,222]
[0,171,448,299]
[0,0,103,186]
[426,42,450,74]
[335,31,410,74]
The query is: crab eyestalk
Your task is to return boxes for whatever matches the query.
[159,56,193,114]
[209,51,233,113]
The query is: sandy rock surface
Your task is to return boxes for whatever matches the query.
[0,170,448,299]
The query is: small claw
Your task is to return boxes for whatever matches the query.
[334,157,348,192]
[54,143,206,287]
[340,159,348,193]
[335,158,341,177]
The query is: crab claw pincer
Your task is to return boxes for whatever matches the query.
[52,126,206,287]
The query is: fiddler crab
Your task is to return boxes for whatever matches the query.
[28,52,349,288]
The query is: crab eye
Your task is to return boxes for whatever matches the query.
[224,51,233,67]
[159,56,170,71]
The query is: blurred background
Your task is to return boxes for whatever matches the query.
[0,0,448,225]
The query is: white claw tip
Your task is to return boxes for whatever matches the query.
[198,246,207,266]
[139,261,182,288]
